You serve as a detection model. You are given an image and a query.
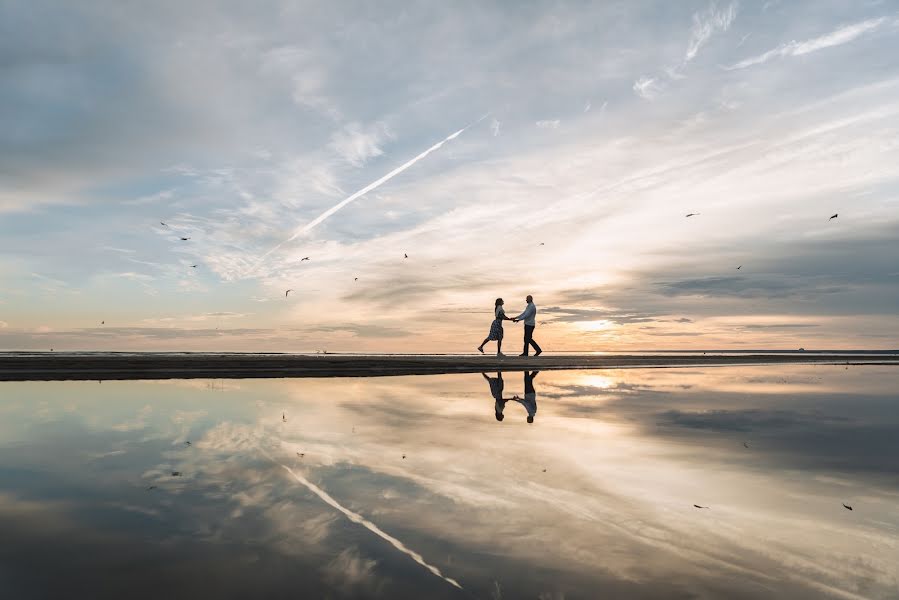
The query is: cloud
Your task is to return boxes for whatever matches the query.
[632,77,661,100]
[329,122,393,167]
[685,1,738,62]
[634,2,737,99]
[727,17,887,70]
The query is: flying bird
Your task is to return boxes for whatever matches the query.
[685,213,700,218]
[402,454,406,459]
[404,253,408,259]
[539,243,545,246]
[285,289,293,297]
[354,277,358,281]
[282,412,287,422]
[100,321,104,325]
[736,265,742,270]
[171,471,182,477]
[190,264,197,268]
[829,213,839,220]
[146,485,157,491]
[693,504,709,509]
[180,237,190,241]
[743,442,750,448]
[185,441,191,446]
[301,257,310,261]
[842,503,853,511]
[296,452,304,458]
[160,222,168,228]
[542,468,547,472]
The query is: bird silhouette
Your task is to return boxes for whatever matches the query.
[282,412,287,422]
[736,265,742,270]
[296,452,304,458]
[180,237,190,241]
[285,289,293,297]
[146,485,157,491]
[185,441,191,446]
[190,264,197,268]
[829,213,839,220]
[404,253,408,259]
[354,277,358,281]
[160,222,169,228]
[693,504,709,509]
[539,242,545,246]
[100,321,104,325]
[686,213,700,218]
[171,471,182,477]
[842,503,853,511]
[402,454,406,459]
[542,468,547,472]
[743,442,750,448]
[301,257,310,261]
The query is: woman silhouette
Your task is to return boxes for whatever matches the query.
[478,298,511,357]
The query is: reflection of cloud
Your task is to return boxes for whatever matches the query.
[281,464,463,590]
[322,547,384,595]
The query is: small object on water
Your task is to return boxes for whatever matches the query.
[171,471,182,477]
[180,237,190,241]
[829,213,838,220]
[693,504,709,509]
[146,485,157,490]
[843,503,853,511]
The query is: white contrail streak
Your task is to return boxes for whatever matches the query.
[247,115,486,275]
[281,464,463,590]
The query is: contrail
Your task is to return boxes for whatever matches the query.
[281,464,463,590]
[247,115,487,274]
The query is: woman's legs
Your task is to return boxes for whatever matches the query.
[478,338,491,352]
[497,339,504,356]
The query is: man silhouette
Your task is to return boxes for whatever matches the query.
[512,295,542,357]
[515,371,539,423]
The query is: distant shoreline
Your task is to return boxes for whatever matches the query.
[1,353,897,381]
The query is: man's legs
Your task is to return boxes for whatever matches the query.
[526,325,542,355]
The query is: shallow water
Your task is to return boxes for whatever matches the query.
[1,365,897,599]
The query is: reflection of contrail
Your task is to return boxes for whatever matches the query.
[248,116,487,274]
[281,464,463,590]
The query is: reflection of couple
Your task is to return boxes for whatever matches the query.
[483,371,539,423]
[477,295,542,358]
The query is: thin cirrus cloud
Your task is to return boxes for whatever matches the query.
[726,16,888,70]
[634,1,737,99]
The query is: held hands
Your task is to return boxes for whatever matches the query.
[512,318,519,323]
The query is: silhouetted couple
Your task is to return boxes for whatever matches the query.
[483,371,538,423]
[477,295,542,357]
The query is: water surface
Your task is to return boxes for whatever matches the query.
[1,365,897,598]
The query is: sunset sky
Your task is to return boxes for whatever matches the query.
[2,0,898,352]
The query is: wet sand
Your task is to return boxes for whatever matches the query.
[1,352,896,381]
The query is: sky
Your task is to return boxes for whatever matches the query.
[1,0,898,352]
